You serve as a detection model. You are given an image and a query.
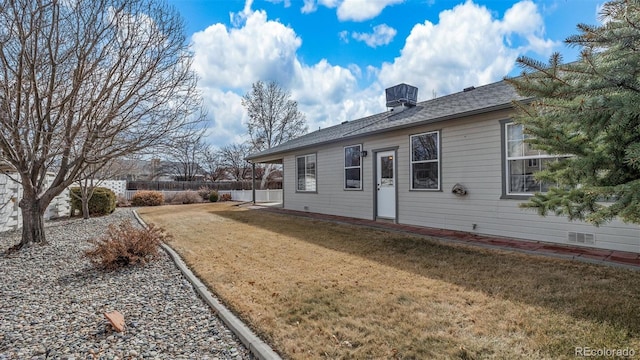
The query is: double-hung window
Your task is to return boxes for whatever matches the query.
[344,145,362,190]
[296,154,316,192]
[410,131,440,190]
[505,122,565,195]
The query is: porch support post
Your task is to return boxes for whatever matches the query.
[252,162,256,204]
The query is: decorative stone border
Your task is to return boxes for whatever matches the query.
[132,210,282,360]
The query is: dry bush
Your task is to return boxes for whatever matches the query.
[163,191,177,204]
[131,190,164,206]
[198,186,212,200]
[116,195,130,207]
[174,190,202,204]
[219,193,232,202]
[85,220,171,270]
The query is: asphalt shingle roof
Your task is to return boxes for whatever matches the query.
[247,80,530,161]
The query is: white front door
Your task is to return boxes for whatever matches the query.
[376,151,396,219]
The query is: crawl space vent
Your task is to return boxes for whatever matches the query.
[567,231,595,245]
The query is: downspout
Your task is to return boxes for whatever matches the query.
[252,162,256,204]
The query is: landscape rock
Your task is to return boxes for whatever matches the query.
[0,208,253,359]
[104,310,126,333]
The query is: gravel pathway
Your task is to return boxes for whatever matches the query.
[0,208,254,360]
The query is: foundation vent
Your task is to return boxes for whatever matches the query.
[567,231,595,245]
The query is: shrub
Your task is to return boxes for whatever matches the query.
[116,195,130,208]
[198,186,212,201]
[85,220,170,270]
[220,193,232,202]
[131,190,164,206]
[69,187,116,216]
[209,190,219,202]
[174,190,202,204]
[163,191,177,204]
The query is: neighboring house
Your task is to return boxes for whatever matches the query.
[108,159,183,182]
[246,80,640,253]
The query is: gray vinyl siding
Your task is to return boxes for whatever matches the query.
[396,110,640,253]
[283,143,372,220]
[279,109,639,253]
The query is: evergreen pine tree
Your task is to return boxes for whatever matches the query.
[506,0,640,225]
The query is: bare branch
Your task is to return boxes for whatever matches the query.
[0,0,205,247]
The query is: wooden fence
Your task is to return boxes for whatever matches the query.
[126,180,282,191]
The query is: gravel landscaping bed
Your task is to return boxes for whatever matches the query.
[0,208,253,360]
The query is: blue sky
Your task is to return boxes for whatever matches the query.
[166,0,604,148]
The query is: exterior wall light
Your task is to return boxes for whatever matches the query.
[452,183,468,196]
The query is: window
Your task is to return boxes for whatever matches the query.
[410,131,440,190]
[505,123,564,195]
[344,145,362,190]
[296,154,316,192]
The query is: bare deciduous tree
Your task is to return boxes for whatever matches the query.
[220,143,252,181]
[201,146,227,182]
[0,0,204,249]
[72,162,113,220]
[159,130,207,181]
[242,80,307,187]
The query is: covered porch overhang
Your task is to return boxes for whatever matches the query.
[246,155,284,206]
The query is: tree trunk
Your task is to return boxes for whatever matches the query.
[260,164,272,190]
[79,181,93,220]
[18,198,47,248]
[81,195,90,220]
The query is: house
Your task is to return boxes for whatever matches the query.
[246,81,640,253]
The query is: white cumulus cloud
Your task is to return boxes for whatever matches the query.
[301,0,404,21]
[301,0,317,14]
[190,7,375,147]
[290,59,379,134]
[352,24,397,47]
[501,0,555,53]
[200,89,249,147]
[337,0,404,21]
[265,0,291,8]
[191,10,301,90]
[189,0,558,148]
[378,0,558,98]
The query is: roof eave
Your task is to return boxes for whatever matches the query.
[246,98,531,163]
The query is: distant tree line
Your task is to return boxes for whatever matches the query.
[117,80,306,187]
[126,179,282,191]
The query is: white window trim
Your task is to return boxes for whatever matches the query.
[296,153,317,193]
[504,122,563,196]
[410,131,440,191]
[344,144,362,190]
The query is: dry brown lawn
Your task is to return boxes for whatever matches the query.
[138,202,640,359]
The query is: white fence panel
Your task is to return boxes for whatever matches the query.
[98,180,127,197]
[0,173,70,232]
[0,174,21,232]
[252,189,283,203]
[125,189,282,203]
